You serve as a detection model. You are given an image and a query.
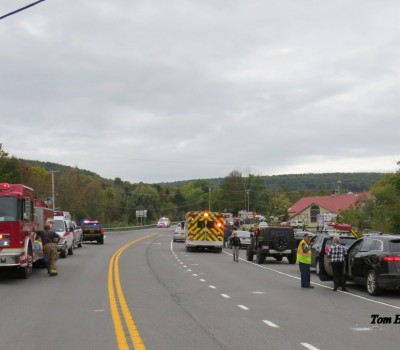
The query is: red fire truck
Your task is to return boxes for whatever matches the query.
[0,183,43,278]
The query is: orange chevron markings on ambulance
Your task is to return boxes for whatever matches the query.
[186,211,224,241]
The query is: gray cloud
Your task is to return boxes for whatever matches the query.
[1,0,399,183]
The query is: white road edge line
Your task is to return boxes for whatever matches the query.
[222,251,400,311]
[262,320,279,328]
[301,342,320,350]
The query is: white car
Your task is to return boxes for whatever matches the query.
[173,226,185,242]
[234,230,252,248]
[71,221,83,248]
[258,221,269,228]
[53,218,75,258]
[157,217,171,228]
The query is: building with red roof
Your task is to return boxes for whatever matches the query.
[287,193,369,228]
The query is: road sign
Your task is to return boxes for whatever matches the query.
[136,210,147,218]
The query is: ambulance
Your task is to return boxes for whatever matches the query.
[184,211,224,252]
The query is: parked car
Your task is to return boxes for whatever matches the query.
[257,221,269,228]
[234,230,252,249]
[71,221,83,248]
[82,220,104,244]
[246,226,297,264]
[294,230,315,246]
[157,217,171,228]
[53,217,75,258]
[290,220,304,228]
[345,235,400,295]
[173,226,185,242]
[310,233,357,280]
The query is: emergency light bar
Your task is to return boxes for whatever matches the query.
[0,183,11,190]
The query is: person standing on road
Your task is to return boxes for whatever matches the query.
[37,224,60,276]
[229,231,241,262]
[328,236,347,291]
[297,233,314,288]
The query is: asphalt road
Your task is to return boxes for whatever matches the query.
[1,228,400,350]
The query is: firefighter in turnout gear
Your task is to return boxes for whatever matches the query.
[37,224,60,276]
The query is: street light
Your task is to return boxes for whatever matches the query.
[49,170,59,210]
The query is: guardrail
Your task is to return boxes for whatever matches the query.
[104,222,179,232]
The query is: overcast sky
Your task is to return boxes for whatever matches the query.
[1,0,399,183]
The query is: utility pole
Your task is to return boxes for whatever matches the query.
[246,190,250,213]
[49,170,59,210]
[208,186,211,211]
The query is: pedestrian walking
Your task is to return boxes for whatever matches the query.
[37,224,60,276]
[229,231,241,262]
[297,233,314,288]
[328,236,347,291]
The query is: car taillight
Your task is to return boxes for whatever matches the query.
[384,256,400,262]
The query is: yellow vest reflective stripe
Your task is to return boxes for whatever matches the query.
[297,239,311,264]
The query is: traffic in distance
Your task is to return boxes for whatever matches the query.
[1,179,398,296]
[0,183,105,279]
[160,211,400,296]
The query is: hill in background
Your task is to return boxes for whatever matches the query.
[23,158,386,193]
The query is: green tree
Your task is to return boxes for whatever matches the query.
[0,144,22,183]
[219,170,246,215]
[181,180,209,211]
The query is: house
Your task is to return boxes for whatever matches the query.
[287,193,369,228]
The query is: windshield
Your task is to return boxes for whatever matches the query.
[0,197,18,221]
[54,219,66,233]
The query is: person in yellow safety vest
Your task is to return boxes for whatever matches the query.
[297,233,314,288]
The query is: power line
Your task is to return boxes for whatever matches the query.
[0,0,46,20]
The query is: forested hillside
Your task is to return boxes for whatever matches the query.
[168,172,385,193]
[1,143,398,232]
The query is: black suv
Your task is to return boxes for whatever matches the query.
[246,227,297,264]
[81,220,104,244]
[310,233,356,281]
[345,235,400,295]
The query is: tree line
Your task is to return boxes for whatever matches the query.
[1,144,398,232]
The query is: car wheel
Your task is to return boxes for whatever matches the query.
[287,253,297,264]
[366,270,381,296]
[246,246,254,261]
[77,236,83,248]
[273,235,289,251]
[60,244,68,258]
[315,259,320,275]
[98,237,104,245]
[256,249,265,264]
[68,240,75,255]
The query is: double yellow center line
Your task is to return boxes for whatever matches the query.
[108,233,156,350]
